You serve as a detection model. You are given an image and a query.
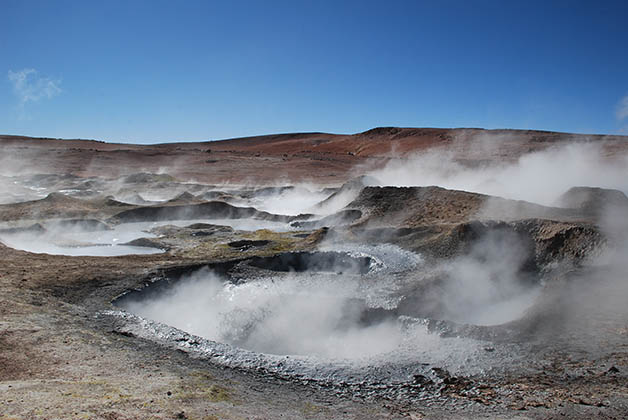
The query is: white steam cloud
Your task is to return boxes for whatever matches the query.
[367,142,628,206]
[246,184,332,216]
[438,230,540,326]
[8,68,62,107]
[125,268,405,360]
[617,94,628,121]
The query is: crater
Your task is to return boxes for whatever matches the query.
[114,243,542,373]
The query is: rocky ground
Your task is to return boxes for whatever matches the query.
[1,128,627,419]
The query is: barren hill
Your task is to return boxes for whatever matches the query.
[2,127,626,184]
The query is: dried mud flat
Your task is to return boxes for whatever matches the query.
[1,128,628,419]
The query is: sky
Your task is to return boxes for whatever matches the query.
[1,0,628,144]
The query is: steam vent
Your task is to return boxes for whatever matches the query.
[2,128,628,418]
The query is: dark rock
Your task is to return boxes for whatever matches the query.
[606,366,620,374]
[122,238,165,250]
[109,201,293,224]
[559,186,628,216]
[227,240,270,250]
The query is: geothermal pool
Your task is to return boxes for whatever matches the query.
[115,244,542,384]
[0,217,294,257]
[0,236,162,257]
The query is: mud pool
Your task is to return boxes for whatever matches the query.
[113,244,543,389]
[0,217,294,256]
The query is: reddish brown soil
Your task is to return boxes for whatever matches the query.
[2,127,626,184]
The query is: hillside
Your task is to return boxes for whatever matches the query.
[2,127,626,184]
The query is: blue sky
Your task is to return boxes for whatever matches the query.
[1,0,628,143]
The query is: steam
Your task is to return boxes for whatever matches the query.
[246,184,332,216]
[124,267,405,360]
[2,128,627,364]
[347,137,628,342]
[436,230,540,326]
[366,142,628,206]
[114,181,338,217]
[121,232,546,361]
[8,68,62,108]
[617,94,628,122]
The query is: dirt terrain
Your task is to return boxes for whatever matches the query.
[1,127,627,419]
[2,127,627,184]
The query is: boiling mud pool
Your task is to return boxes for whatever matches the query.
[0,217,293,256]
[115,243,544,385]
[118,244,534,379]
[120,245,416,357]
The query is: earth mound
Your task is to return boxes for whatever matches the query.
[559,186,628,216]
